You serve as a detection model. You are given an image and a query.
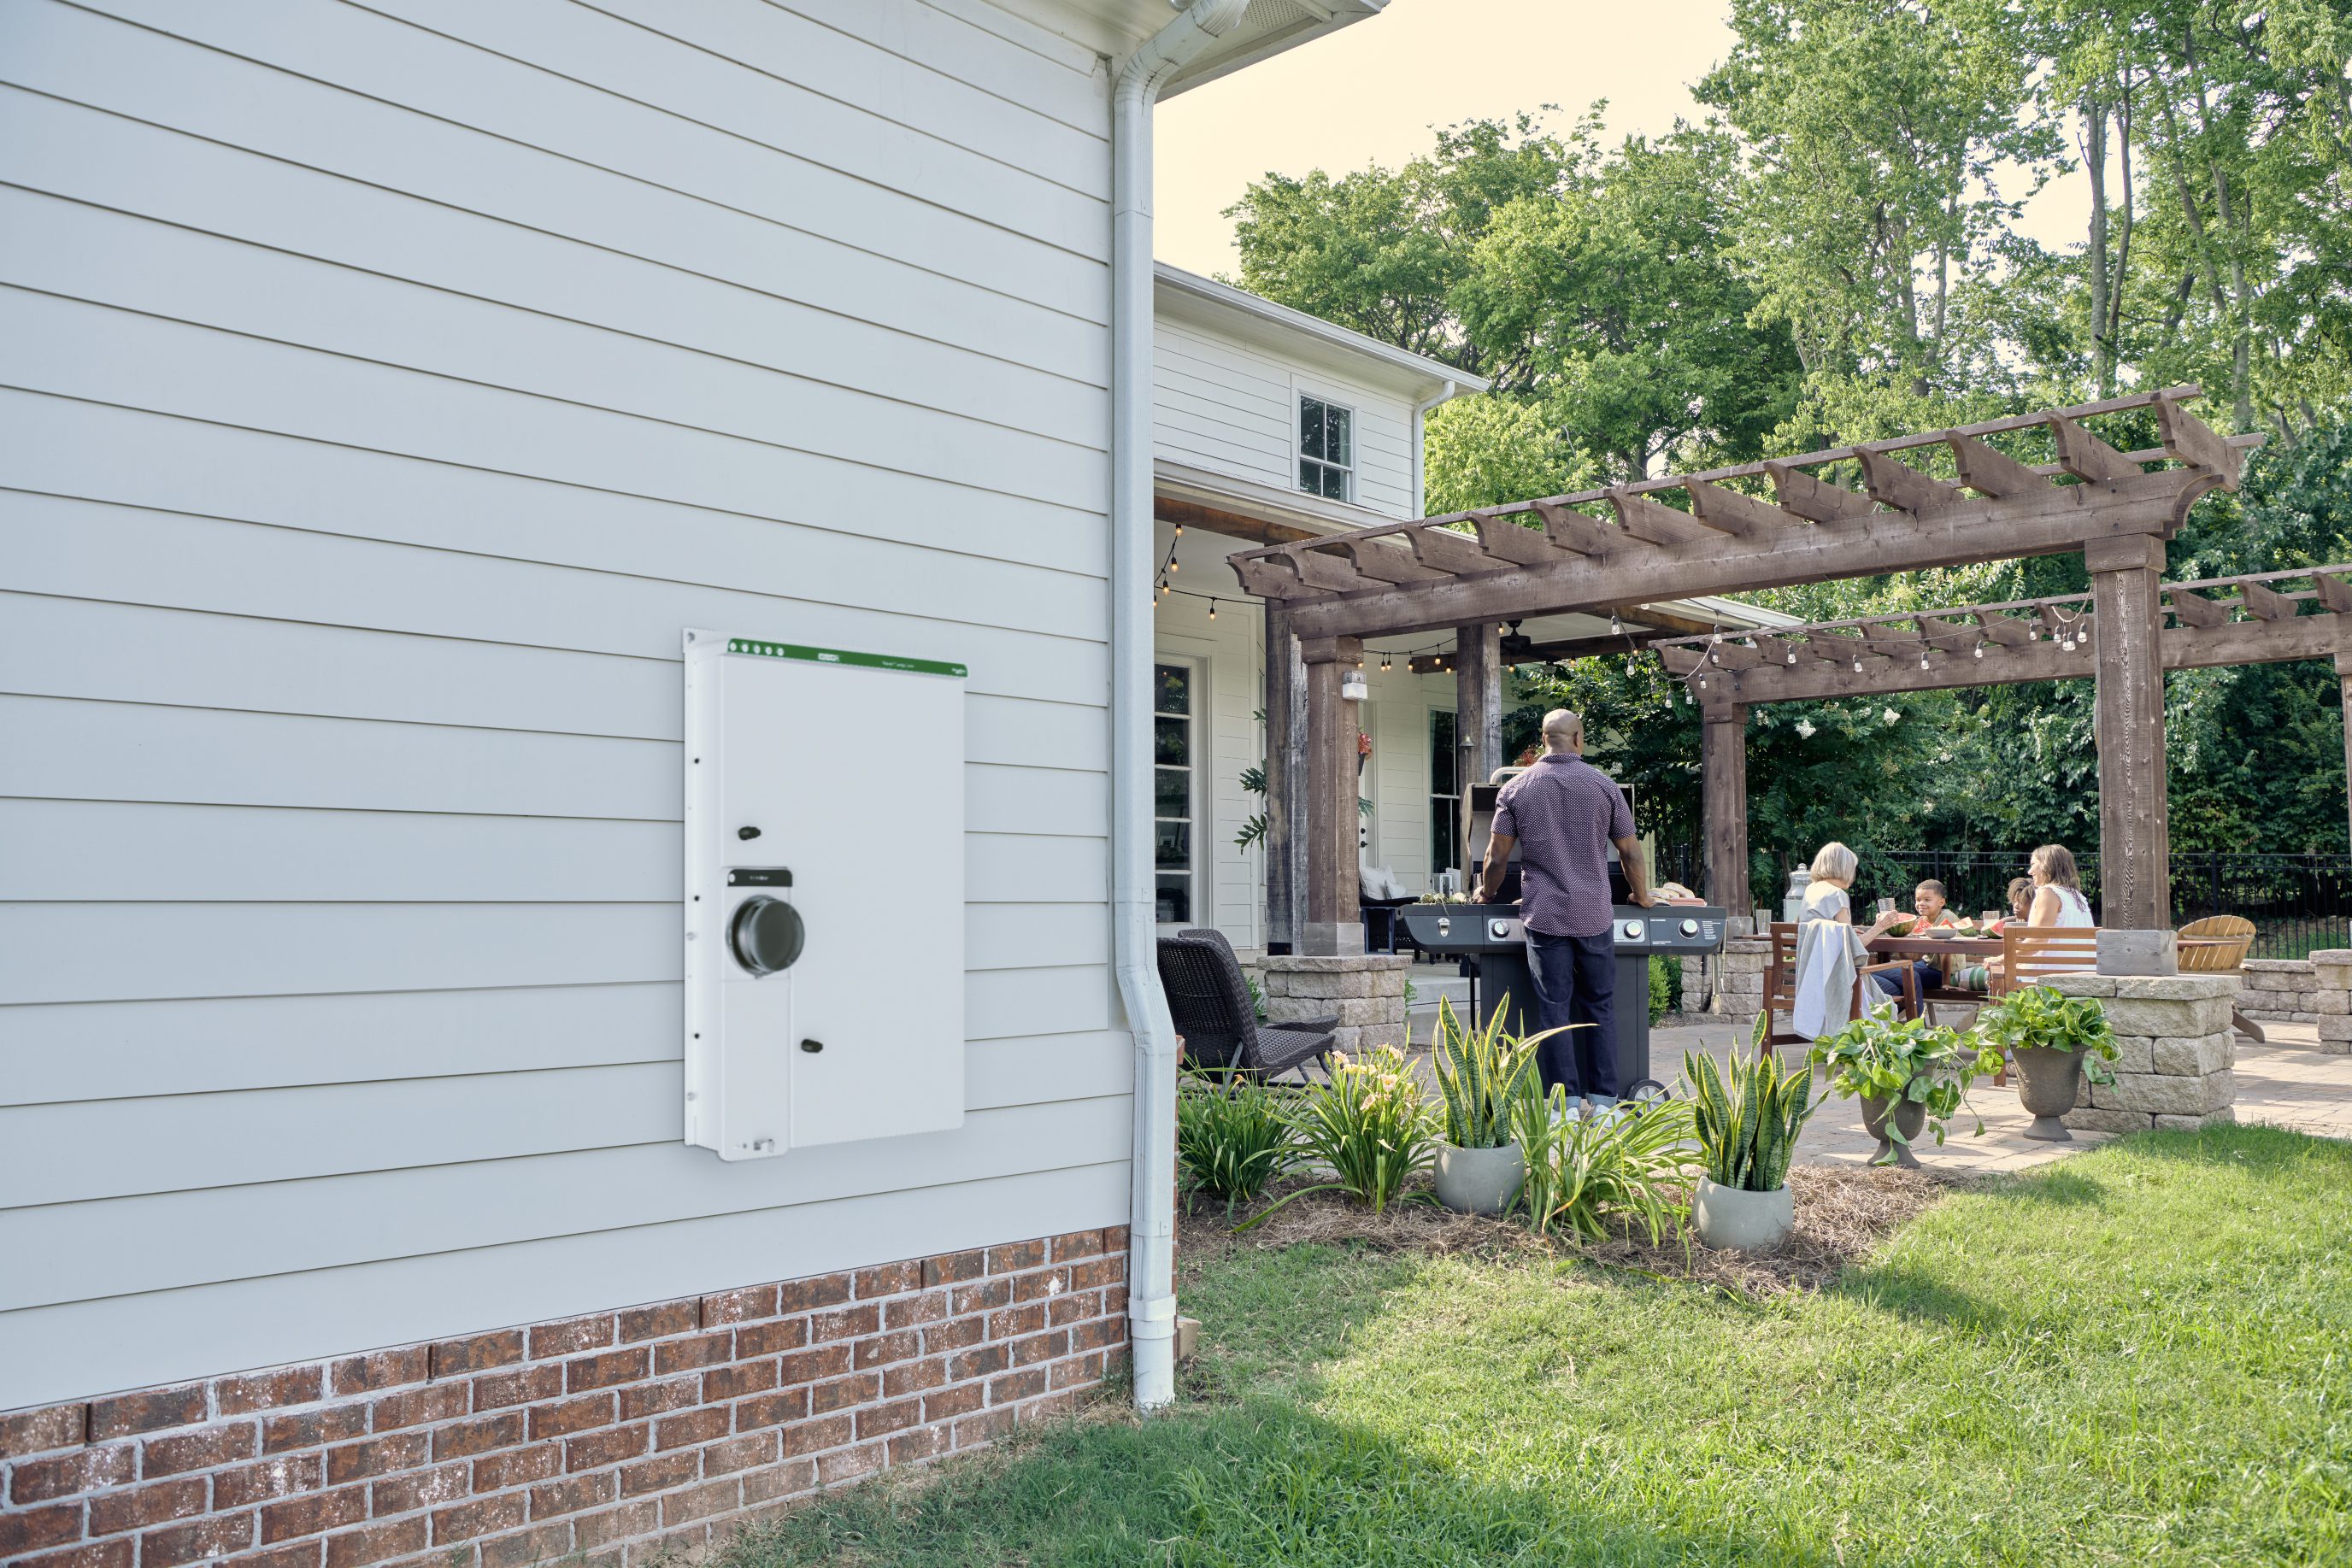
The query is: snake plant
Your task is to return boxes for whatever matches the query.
[1430,997,1559,1149]
[1685,1045,1817,1192]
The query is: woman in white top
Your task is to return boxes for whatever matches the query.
[2026,843,2096,927]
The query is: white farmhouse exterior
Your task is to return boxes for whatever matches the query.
[1147,265,1788,954]
[0,0,1394,1559]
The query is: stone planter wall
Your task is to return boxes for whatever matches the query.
[2048,972,2241,1133]
[2238,952,2352,1053]
[1260,954,1412,1055]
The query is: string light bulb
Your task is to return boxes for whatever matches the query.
[1208,599,1217,620]
[1380,653,1392,672]
[1167,559,1177,575]
[1786,648,1799,665]
[1609,611,1622,637]
[1919,650,1931,670]
[1973,639,1984,660]
[1853,655,1863,673]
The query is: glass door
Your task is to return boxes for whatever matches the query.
[1154,663,1196,926]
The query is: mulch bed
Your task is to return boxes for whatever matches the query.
[1178,1163,1949,1296]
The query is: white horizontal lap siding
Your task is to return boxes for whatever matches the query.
[0,0,1125,1409]
[1152,323,1294,489]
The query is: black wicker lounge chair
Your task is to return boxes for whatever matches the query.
[1155,928,1336,1082]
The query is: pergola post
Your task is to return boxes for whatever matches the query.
[1454,622,1502,790]
[1300,635,1364,956]
[1261,602,1307,953]
[2337,648,2352,854]
[2087,534,2171,928]
[1701,700,1750,921]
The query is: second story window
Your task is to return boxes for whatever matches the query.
[1298,395,1353,500]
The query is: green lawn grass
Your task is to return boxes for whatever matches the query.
[722,1123,2352,1566]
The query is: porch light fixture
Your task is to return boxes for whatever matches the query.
[1340,669,1368,702]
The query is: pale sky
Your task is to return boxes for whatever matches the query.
[1156,0,2087,282]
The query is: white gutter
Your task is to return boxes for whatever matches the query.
[1114,0,1249,1416]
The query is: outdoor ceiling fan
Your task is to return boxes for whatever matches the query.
[1498,619,1534,660]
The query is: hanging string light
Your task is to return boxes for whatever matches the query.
[1609,610,1622,637]
[1919,649,1931,670]
[1973,638,1984,659]
[1208,599,1217,620]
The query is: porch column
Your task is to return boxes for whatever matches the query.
[1300,635,1364,956]
[2087,534,2171,928]
[1701,699,1750,919]
[1261,602,1308,954]
[1454,622,1502,786]
[2337,648,2352,854]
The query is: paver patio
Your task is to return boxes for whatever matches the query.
[1393,1001,2352,1172]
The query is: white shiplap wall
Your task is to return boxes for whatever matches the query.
[0,0,1131,1411]
[1152,319,1417,519]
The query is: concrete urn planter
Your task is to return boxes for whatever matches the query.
[1691,1176,1795,1253]
[1434,1142,1526,1216]
[2010,1046,2084,1141]
[1859,1093,1929,1168]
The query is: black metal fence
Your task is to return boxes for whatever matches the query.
[1755,846,2352,960]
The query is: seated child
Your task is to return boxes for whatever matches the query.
[1873,878,1959,1002]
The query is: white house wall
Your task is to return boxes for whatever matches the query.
[1153,319,1418,519]
[0,0,1132,1411]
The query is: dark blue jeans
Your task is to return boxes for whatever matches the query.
[1524,929,1618,1101]
[1874,960,1939,1007]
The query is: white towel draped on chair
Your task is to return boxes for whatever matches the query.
[1791,919,1867,1040]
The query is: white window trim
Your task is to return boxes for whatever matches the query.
[1294,384,1356,505]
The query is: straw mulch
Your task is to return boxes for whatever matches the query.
[1178,1162,1948,1296]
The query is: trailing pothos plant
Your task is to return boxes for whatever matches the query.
[1809,1003,2006,1162]
[1974,984,2120,1085]
[1429,996,1558,1150]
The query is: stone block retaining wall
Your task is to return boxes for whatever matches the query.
[2238,952,2352,1051]
[0,1232,1128,1568]
[1682,938,1770,1021]
[2048,973,2242,1133]
[1261,954,1411,1054]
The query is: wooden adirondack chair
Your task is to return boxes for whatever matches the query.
[2178,913,2262,1042]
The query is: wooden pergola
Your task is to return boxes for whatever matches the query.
[1652,562,2352,922]
[1230,387,2258,954]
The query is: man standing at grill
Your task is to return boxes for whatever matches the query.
[1473,709,1652,1112]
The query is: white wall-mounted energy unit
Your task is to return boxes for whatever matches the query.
[682,630,966,1160]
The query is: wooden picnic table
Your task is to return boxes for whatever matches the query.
[1865,932,2002,959]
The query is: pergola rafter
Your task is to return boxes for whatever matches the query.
[1231,388,2255,643]
[1232,389,2259,954]
[1660,563,2352,923]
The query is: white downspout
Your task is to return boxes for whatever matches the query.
[1114,0,1248,1415]
[1410,379,1457,519]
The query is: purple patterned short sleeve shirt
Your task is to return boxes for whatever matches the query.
[1492,754,1636,937]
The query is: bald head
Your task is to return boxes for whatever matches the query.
[1540,709,1585,755]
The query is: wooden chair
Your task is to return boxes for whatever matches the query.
[1759,922,1920,1056]
[2178,913,2263,1042]
[1990,926,2102,996]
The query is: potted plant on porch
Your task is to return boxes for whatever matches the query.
[1975,984,2118,1141]
[1811,1003,2005,1166]
[1685,1029,1818,1251]
[1428,998,1555,1215]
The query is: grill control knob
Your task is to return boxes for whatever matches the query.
[728,895,804,977]
[1488,918,1512,941]
[1680,919,1700,937]
[1436,917,1451,937]
[1620,919,1645,942]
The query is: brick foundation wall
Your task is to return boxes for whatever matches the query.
[0,1230,1129,1568]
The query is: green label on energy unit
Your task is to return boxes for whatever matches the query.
[726,638,967,678]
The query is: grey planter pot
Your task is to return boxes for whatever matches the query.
[1691,1176,1794,1253]
[2011,1046,2084,1142]
[1859,1093,1929,1168]
[1434,1141,1526,1216]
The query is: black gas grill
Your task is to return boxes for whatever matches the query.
[1397,902,1728,1093]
